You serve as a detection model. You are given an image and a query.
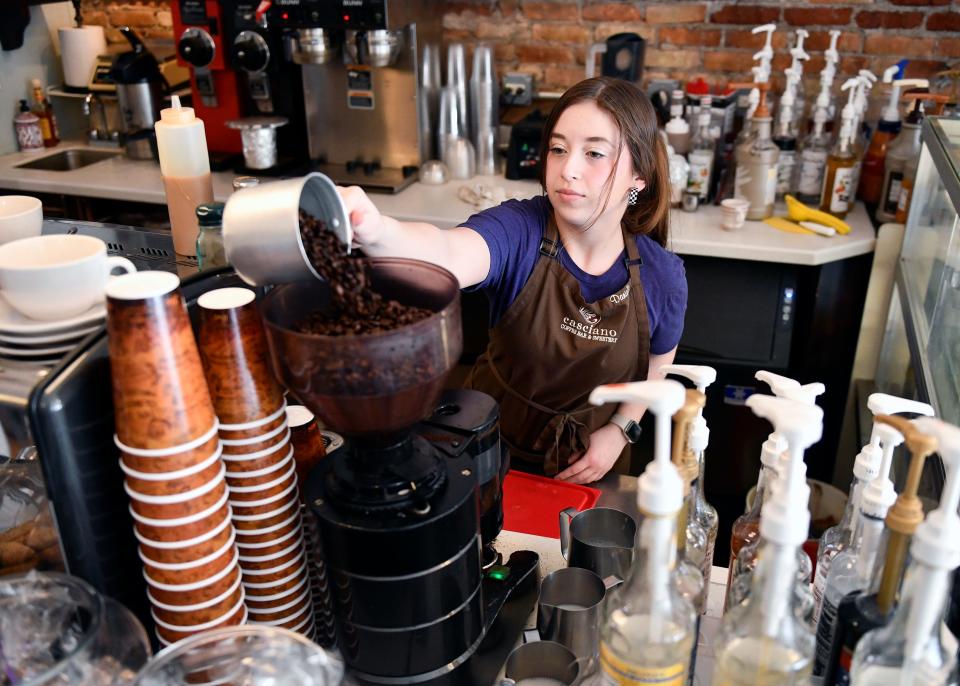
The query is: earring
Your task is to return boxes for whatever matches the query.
[627,187,640,205]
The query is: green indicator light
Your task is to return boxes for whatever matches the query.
[487,567,509,581]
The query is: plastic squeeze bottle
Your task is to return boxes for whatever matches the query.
[155,95,214,256]
[591,379,698,686]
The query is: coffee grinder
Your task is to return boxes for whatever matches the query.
[259,253,535,685]
[172,0,244,160]
[222,0,309,173]
[275,0,441,192]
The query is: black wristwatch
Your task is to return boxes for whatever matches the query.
[610,412,642,444]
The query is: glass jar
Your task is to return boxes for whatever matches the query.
[195,202,227,271]
[0,572,151,685]
[0,447,64,577]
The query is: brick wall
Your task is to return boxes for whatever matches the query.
[80,1,172,44]
[443,0,960,93]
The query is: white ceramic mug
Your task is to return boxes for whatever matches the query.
[0,196,43,245]
[720,198,750,231]
[0,235,136,321]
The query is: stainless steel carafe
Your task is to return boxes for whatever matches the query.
[111,26,166,160]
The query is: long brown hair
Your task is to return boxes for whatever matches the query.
[538,77,671,247]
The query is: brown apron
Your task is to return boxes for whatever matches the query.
[465,214,651,476]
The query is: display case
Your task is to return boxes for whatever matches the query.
[875,116,960,498]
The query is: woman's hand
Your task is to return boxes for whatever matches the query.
[337,185,389,249]
[555,423,626,484]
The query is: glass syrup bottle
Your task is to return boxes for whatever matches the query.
[850,417,960,686]
[822,415,937,685]
[593,380,696,686]
[687,97,715,202]
[812,423,902,676]
[712,394,822,686]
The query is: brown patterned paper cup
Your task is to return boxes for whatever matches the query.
[237,534,304,572]
[240,549,306,585]
[221,439,293,476]
[226,460,297,504]
[126,464,228,520]
[120,442,224,497]
[235,524,304,559]
[118,430,221,475]
[230,492,300,531]
[224,448,294,489]
[137,513,235,565]
[152,583,245,628]
[221,420,290,456]
[147,570,243,616]
[106,271,218,451]
[229,481,299,519]
[244,573,310,610]
[154,602,247,645]
[287,405,326,492]
[243,561,310,599]
[145,554,241,606]
[196,288,286,426]
[141,533,238,586]
[131,489,231,543]
[247,595,312,625]
[234,507,302,546]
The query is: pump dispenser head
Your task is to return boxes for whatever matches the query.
[859,422,904,517]
[672,390,706,492]
[746,395,824,546]
[661,364,716,453]
[730,80,772,118]
[855,394,934,482]
[910,418,960,570]
[880,79,928,124]
[751,23,777,82]
[590,380,686,516]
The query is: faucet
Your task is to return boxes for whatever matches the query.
[82,93,116,145]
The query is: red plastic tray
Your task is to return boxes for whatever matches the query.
[502,470,601,538]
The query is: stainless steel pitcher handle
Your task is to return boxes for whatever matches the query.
[559,506,578,560]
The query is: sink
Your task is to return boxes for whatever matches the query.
[15,148,122,172]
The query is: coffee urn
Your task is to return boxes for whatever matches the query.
[110,27,166,160]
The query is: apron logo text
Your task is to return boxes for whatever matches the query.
[608,284,630,305]
[578,306,600,325]
[561,317,619,343]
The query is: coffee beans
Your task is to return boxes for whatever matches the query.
[297,211,433,336]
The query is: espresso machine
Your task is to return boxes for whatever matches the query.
[171,0,244,159]
[259,257,536,685]
[274,0,441,192]
[221,0,309,173]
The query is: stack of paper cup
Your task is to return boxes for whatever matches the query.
[106,272,245,646]
[196,288,315,638]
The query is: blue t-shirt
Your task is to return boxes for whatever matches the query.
[461,195,687,355]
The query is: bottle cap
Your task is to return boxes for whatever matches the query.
[31,78,42,89]
[859,423,902,517]
[159,95,197,126]
[196,202,225,227]
[910,418,960,570]
[590,380,686,516]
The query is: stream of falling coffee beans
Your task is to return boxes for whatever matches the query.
[296,211,433,335]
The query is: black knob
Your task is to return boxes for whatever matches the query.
[363,161,380,175]
[346,159,360,173]
[178,28,215,68]
[231,30,270,72]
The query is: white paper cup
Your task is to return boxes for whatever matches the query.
[58,26,107,88]
[0,234,136,320]
[234,509,301,541]
[238,535,304,565]
[243,560,308,591]
[120,444,223,482]
[247,587,311,616]
[241,550,306,579]
[229,480,298,511]
[139,530,236,571]
[144,551,240,593]
[147,573,243,613]
[235,524,301,553]
[227,459,296,494]
[220,421,288,447]
[152,595,248,631]
[134,508,233,551]
[129,489,230,529]
[242,571,309,603]
[125,463,226,505]
[720,198,750,231]
[225,449,293,480]
[249,599,312,627]
[0,196,42,246]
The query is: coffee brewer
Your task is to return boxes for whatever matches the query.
[257,244,535,684]
[274,0,441,192]
[172,0,244,158]
[222,0,308,173]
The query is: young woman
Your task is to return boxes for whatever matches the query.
[338,76,687,484]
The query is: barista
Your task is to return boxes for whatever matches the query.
[337,77,687,484]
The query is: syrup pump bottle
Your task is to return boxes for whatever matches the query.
[661,364,719,581]
[747,24,777,120]
[820,78,859,219]
[731,81,779,220]
[859,77,926,207]
[813,30,842,129]
[774,66,801,201]
[892,93,950,224]
[813,422,903,677]
[686,96,715,202]
[823,415,938,685]
[712,394,823,686]
[666,90,691,156]
[672,390,708,684]
[850,417,960,685]
[847,70,877,204]
[786,29,811,133]
[591,379,697,686]
[795,105,832,205]
[813,394,935,625]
